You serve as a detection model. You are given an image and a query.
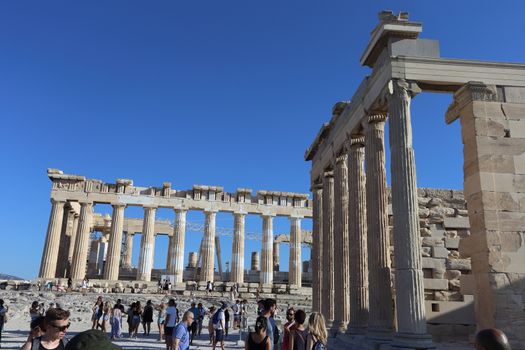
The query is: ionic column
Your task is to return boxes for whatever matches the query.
[388,79,432,348]
[322,171,335,326]
[365,114,393,340]
[200,210,217,282]
[347,136,369,335]
[289,216,302,287]
[260,214,274,285]
[311,182,323,313]
[70,201,93,280]
[273,242,280,272]
[103,203,126,281]
[122,232,134,269]
[231,212,246,283]
[170,209,187,283]
[137,206,157,281]
[333,153,350,332]
[39,199,66,278]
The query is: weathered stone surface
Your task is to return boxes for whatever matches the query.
[423,278,449,290]
[421,247,431,257]
[422,257,446,270]
[446,258,472,271]
[420,228,432,237]
[444,270,461,280]
[418,208,430,218]
[445,237,460,249]
[432,247,450,259]
[445,230,458,238]
[427,198,443,207]
[434,291,463,302]
[422,237,445,247]
[443,216,470,229]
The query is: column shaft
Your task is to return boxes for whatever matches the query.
[260,215,274,284]
[231,213,246,283]
[122,232,134,269]
[273,242,280,272]
[365,115,394,339]
[66,214,79,276]
[322,172,335,325]
[347,137,369,334]
[103,204,126,280]
[312,183,323,313]
[56,209,74,278]
[200,211,216,282]
[170,209,187,283]
[40,199,66,279]
[137,206,157,281]
[289,217,302,286]
[388,79,432,347]
[333,154,350,332]
[70,201,93,280]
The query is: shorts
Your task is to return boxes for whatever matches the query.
[215,329,224,342]
[190,321,198,333]
[165,326,174,336]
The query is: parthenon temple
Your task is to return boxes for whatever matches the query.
[305,11,525,350]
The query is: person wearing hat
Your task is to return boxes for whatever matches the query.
[65,329,121,350]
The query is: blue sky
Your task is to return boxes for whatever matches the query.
[1,1,524,279]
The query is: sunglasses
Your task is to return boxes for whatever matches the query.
[49,322,70,332]
[287,313,294,316]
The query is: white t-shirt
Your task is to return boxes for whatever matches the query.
[165,306,178,327]
[213,309,225,330]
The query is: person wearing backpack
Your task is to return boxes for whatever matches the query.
[288,310,308,350]
[212,303,226,350]
[20,308,71,350]
[305,312,327,350]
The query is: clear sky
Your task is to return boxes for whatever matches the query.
[1,1,524,279]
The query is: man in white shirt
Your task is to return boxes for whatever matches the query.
[212,302,226,350]
[164,299,178,350]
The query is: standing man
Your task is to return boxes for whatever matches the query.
[261,299,274,350]
[212,302,226,350]
[164,299,178,350]
[173,311,194,350]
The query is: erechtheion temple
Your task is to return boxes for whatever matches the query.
[305,11,525,350]
[37,10,525,350]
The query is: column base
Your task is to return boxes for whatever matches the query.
[391,332,435,349]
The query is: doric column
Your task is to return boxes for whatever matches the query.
[311,182,323,313]
[39,199,66,278]
[170,209,187,283]
[137,206,157,281]
[56,208,74,278]
[260,214,274,284]
[251,252,260,271]
[347,136,369,335]
[122,232,134,269]
[70,201,93,280]
[322,171,335,326]
[231,212,246,283]
[365,114,394,340]
[273,241,280,272]
[166,231,174,272]
[388,79,432,348]
[96,235,109,275]
[289,216,302,287]
[103,203,126,281]
[333,153,350,332]
[66,213,79,276]
[200,210,217,282]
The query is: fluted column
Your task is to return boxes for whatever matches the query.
[200,210,217,282]
[39,199,66,278]
[289,216,302,287]
[365,114,394,340]
[66,214,79,276]
[56,208,74,278]
[137,206,157,281]
[333,153,350,332]
[122,232,134,269]
[70,201,93,280]
[388,79,432,348]
[231,212,246,283]
[322,171,335,326]
[347,136,369,334]
[170,209,187,283]
[166,231,175,272]
[312,182,323,313]
[260,214,274,284]
[273,242,280,272]
[103,203,126,280]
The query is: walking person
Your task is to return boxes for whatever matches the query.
[157,302,167,341]
[196,303,205,336]
[305,312,327,350]
[164,299,178,350]
[224,307,230,338]
[110,303,123,340]
[188,303,199,345]
[101,301,111,333]
[245,316,271,350]
[212,302,227,350]
[207,306,216,345]
[260,299,275,350]
[127,302,135,337]
[142,300,154,336]
[173,311,194,350]
[91,296,103,330]
[130,301,142,338]
[288,310,307,350]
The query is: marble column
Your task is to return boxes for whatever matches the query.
[322,171,335,326]
[273,241,280,272]
[289,216,302,287]
[70,201,93,280]
[347,136,369,335]
[365,114,394,340]
[56,208,74,278]
[312,182,323,313]
[103,203,126,281]
[333,153,350,332]
[170,209,187,283]
[388,79,432,348]
[231,212,246,283]
[166,231,175,272]
[66,214,79,276]
[260,215,274,284]
[39,199,66,278]
[251,252,260,271]
[137,206,157,281]
[122,232,134,269]
[200,210,217,282]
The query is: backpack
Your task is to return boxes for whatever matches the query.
[31,337,69,350]
[313,339,327,350]
[212,310,222,328]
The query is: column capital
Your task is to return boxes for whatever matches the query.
[111,202,127,208]
[445,81,501,124]
[143,204,158,210]
[323,170,334,178]
[174,208,188,214]
[50,198,66,205]
[388,78,421,98]
[261,213,275,218]
[349,135,366,148]
[367,113,387,124]
[78,200,93,205]
[204,209,218,214]
[289,215,303,220]
[233,211,247,217]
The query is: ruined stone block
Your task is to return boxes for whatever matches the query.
[422,257,446,270]
[424,278,449,290]
[421,237,445,247]
[421,247,431,257]
[443,216,470,229]
[420,228,432,237]
[459,274,475,295]
[444,269,461,280]
[432,246,450,258]
[446,258,472,271]
[445,237,460,249]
